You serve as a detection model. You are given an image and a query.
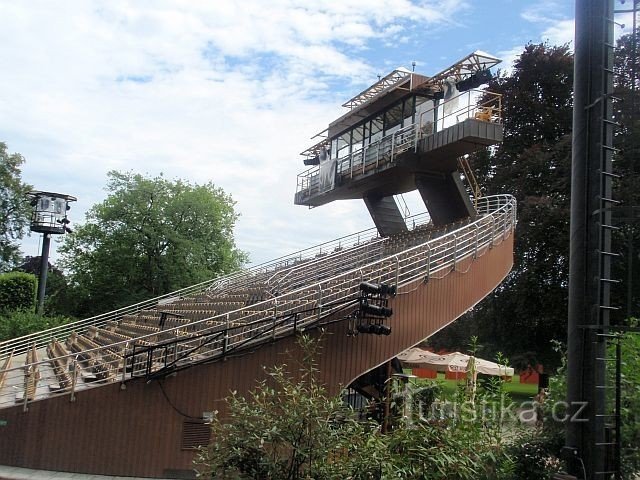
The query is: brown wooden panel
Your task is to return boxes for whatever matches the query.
[0,234,513,478]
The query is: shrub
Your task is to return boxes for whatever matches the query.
[505,431,564,480]
[0,271,36,312]
[0,310,72,342]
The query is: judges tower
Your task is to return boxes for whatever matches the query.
[294,51,503,236]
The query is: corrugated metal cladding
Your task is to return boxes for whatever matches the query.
[0,234,514,479]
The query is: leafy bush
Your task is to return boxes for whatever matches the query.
[0,271,36,312]
[505,431,564,480]
[195,334,389,479]
[196,336,518,480]
[0,310,71,341]
[616,322,640,477]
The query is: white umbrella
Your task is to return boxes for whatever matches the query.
[397,348,514,377]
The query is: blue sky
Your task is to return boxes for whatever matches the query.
[0,0,626,267]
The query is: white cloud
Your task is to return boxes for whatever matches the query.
[2,0,473,266]
[10,0,610,269]
[541,19,575,46]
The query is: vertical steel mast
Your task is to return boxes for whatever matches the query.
[567,0,616,477]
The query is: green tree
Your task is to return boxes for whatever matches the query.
[0,142,31,272]
[196,335,518,480]
[431,43,574,368]
[612,30,640,321]
[0,271,36,313]
[0,310,71,342]
[59,171,247,316]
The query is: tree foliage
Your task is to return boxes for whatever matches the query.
[0,271,36,313]
[615,321,640,476]
[0,310,71,342]
[431,38,640,367]
[431,43,574,368]
[0,142,31,272]
[59,171,246,316]
[612,30,640,320]
[196,335,388,480]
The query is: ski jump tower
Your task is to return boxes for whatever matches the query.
[295,51,503,234]
[0,51,515,479]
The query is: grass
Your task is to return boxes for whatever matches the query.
[407,372,539,402]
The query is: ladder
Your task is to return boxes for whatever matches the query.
[457,156,481,209]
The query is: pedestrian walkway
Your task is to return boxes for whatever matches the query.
[0,465,179,480]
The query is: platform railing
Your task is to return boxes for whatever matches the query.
[295,124,418,199]
[418,89,502,135]
[295,90,502,201]
[0,195,516,410]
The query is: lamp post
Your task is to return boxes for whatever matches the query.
[26,191,77,315]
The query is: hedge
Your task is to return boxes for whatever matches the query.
[0,272,37,312]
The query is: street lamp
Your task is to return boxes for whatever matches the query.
[26,191,77,314]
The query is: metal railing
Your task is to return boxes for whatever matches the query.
[295,89,503,201]
[0,212,430,360]
[296,124,418,200]
[418,89,502,134]
[0,195,516,410]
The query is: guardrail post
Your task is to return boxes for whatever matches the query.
[350,151,355,178]
[453,234,458,268]
[473,225,479,259]
[70,359,77,403]
[503,213,508,240]
[22,366,30,412]
[317,288,323,321]
[425,245,431,283]
[391,131,396,163]
[272,301,278,340]
[223,314,230,355]
[490,215,496,249]
[394,255,400,288]
[120,343,128,388]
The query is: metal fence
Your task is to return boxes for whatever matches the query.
[0,195,515,410]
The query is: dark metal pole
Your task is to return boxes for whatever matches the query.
[626,2,638,320]
[567,0,614,477]
[615,338,621,480]
[36,233,51,315]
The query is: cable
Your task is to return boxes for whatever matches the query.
[578,456,587,480]
[156,379,201,420]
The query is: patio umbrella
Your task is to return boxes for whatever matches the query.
[397,348,514,377]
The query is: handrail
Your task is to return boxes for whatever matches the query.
[296,123,417,198]
[0,195,516,410]
[266,238,386,289]
[0,210,430,360]
[418,89,502,134]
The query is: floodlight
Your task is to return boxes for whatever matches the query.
[359,282,397,297]
[361,303,393,317]
[303,156,320,166]
[371,324,392,335]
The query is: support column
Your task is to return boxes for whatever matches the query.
[415,171,476,226]
[364,194,408,237]
[36,233,51,315]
